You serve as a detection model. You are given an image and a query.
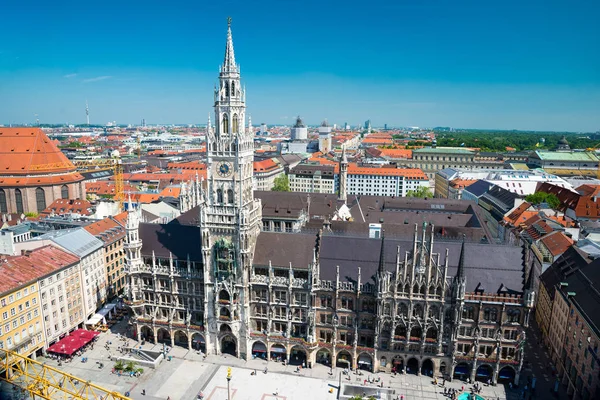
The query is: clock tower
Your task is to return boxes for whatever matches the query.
[200,18,262,360]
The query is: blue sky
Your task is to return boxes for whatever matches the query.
[0,0,599,131]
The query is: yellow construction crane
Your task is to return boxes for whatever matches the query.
[30,157,125,209]
[73,158,125,206]
[0,348,130,400]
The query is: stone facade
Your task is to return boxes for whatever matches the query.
[123,20,531,386]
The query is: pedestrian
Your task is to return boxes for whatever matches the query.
[142,389,146,395]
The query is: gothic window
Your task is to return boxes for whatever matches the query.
[404,284,410,294]
[409,326,422,340]
[507,310,520,323]
[383,303,391,316]
[398,303,408,318]
[462,306,475,320]
[15,189,23,214]
[227,189,234,204]
[394,325,406,338]
[428,286,436,295]
[413,305,423,319]
[35,187,46,212]
[224,81,229,97]
[231,81,235,97]
[232,114,239,134]
[61,185,69,199]
[222,113,229,134]
[436,286,443,297]
[428,305,439,320]
[217,189,223,203]
[490,308,498,322]
[0,189,6,213]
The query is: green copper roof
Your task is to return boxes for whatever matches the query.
[413,147,474,154]
[535,151,600,162]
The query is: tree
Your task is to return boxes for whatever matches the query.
[272,174,290,192]
[525,192,560,209]
[406,186,434,198]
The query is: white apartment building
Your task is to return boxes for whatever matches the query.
[289,164,336,194]
[253,158,285,191]
[346,164,429,197]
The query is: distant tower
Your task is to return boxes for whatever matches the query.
[290,116,308,141]
[338,146,348,203]
[318,119,332,152]
[557,136,570,152]
[86,100,90,126]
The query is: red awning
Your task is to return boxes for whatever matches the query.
[47,329,100,356]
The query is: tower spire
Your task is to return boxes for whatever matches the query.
[378,230,386,275]
[222,17,237,73]
[457,234,466,279]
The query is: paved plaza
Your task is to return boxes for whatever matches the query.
[2,319,516,400]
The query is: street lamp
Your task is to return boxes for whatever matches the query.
[226,367,232,400]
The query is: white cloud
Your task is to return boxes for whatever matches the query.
[63,73,77,78]
[82,76,112,83]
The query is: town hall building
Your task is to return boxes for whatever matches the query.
[124,19,532,385]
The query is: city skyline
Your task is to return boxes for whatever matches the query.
[0,0,599,131]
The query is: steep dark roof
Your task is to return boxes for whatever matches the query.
[558,257,600,336]
[463,180,492,198]
[174,206,200,226]
[318,235,524,293]
[540,245,592,300]
[254,232,316,269]
[139,222,202,261]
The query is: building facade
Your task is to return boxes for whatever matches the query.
[346,164,429,198]
[84,216,127,299]
[253,158,285,191]
[123,21,531,385]
[288,164,336,194]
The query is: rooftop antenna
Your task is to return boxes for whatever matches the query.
[86,100,90,126]
[34,114,39,127]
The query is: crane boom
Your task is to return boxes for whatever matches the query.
[0,349,131,400]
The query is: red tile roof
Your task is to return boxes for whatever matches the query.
[347,163,428,180]
[537,182,600,219]
[377,148,413,159]
[0,128,84,187]
[84,217,125,245]
[253,159,281,173]
[0,245,79,294]
[540,231,574,257]
[85,181,137,196]
[41,199,93,216]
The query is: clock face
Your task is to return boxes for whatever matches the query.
[217,162,232,177]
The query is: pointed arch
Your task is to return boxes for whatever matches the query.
[397,303,408,318]
[222,113,229,134]
[413,304,423,319]
[232,113,239,134]
[231,81,235,97]
[227,189,234,204]
[224,81,229,98]
[217,189,223,203]
[0,189,7,213]
[35,187,46,212]
[15,189,23,214]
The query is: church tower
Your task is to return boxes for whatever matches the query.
[200,18,262,360]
